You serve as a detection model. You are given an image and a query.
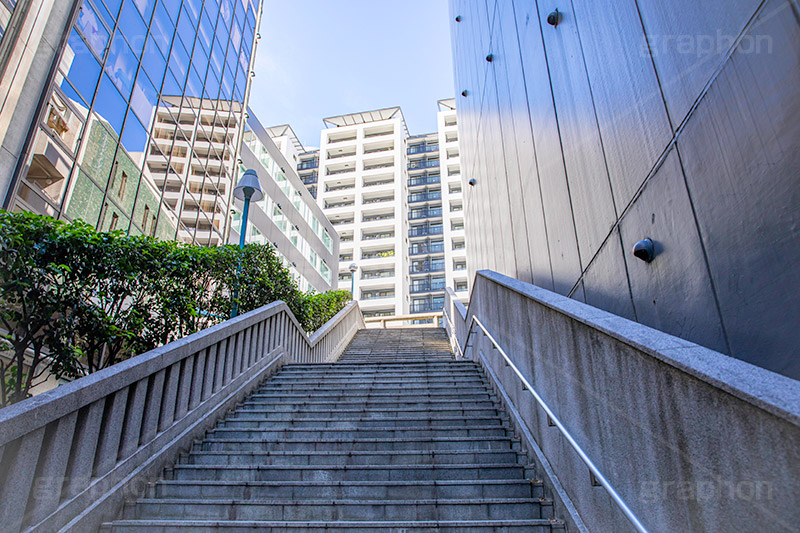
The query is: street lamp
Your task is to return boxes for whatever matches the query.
[348,263,358,296]
[230,169,263,318]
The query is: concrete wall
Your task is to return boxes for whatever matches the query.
[444,271,800,533]
[449,0,800,379]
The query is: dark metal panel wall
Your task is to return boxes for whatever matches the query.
[450,0,800,379]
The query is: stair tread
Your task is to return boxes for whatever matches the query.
[109,328,562,531]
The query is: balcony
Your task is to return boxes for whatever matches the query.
[407,143,439,155]
[364,128,393,138]
[363,213,394,223]
[301,174,318,185]
[409,225,443,237]
[410,301,444,313]
[453,262,467,271]
[408,159,439,170]
[364,145,393,155]
[363,195,393,205]
[330,218,354,226]
[325,200,355,209]
[410,281,446,294]
[363,174,394,187]
[364,161,394,171]
[409,191,442,204]
[409,243,445,255]
[328,135,356,143]
[408,174,440,187]
[363,231,394,241]
[361,291,395,301]
[362,269,395,280]
[298,159,318,170]
[409,208,442,220]
[325,182,355,192]
[327,167,355,176]
[410,262,445,274]
[328,151,356,160]
[362,249,395,260]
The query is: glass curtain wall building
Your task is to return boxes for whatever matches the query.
[4,0,262,246]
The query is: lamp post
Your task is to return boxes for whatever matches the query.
[230,169,263,318]
[348,262,358,296]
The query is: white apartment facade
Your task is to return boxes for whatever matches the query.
[304,100,468,319]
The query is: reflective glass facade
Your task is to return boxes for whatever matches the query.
[10,0,261,246]
[0,0,17,42]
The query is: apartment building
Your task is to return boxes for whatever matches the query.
[1,0,262,248]
[233,113,337,293]
[301,100,468,318]
[408,99,468,314]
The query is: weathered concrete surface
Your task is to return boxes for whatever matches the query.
[0,300,365,533]
[445,271,800,533]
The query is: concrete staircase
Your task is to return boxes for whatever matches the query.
[103,328,563,531]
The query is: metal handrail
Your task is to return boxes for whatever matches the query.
[444,308,649,533]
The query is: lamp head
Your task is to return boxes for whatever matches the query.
[233,169,263,202]
[348,263,358,273]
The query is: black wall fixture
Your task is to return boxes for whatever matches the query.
[633,238,656,263]
[547,9,561,27]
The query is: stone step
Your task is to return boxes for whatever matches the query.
[105,518,561,532]
[205,424,511,441]
[238,398,500,411]
[270,374,483,383]
[180,449,525,466]
[283,362,476,370]
[195,436,521,453]
[149,478,544,500]
[123,498,551,521]
[230,407,503,419]
[167,463,534,482]
[247,390,493,401]
[216,416,507,430]
[256,383,489,392]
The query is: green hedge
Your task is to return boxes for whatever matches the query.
[0,211,350,405]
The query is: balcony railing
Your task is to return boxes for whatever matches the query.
[410,263,445,274]
[410,301,444,313]
[408,174,440,187]
[363,232,394,240]
[301,175,318,185]
[409,208,442,220]
[409,191,442,203]
[409,244,445,256]
[408,159,440,170]
[364,130,392,138]
[362,270,395,280]
[362,250,395,260]
[453,263,467,271]
[298,160,318,170]
[364,178,394,187]
[364,162,394,171]
[410,282,447,294]
[363,196,393,204]
[409,226,443,237]
[364,146,393,154]
[407,144,439,155]
[363,213,394,222]
[329,136,356,143]
[329,151,356,159]
[326,199,355,208]
[361,293,395,300]
[327,167,355,176]
[330,218,354,226]
[326,183,355,192]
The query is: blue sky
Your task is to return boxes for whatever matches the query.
[248,0,455,150]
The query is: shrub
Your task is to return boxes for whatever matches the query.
[0,211,350,405]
